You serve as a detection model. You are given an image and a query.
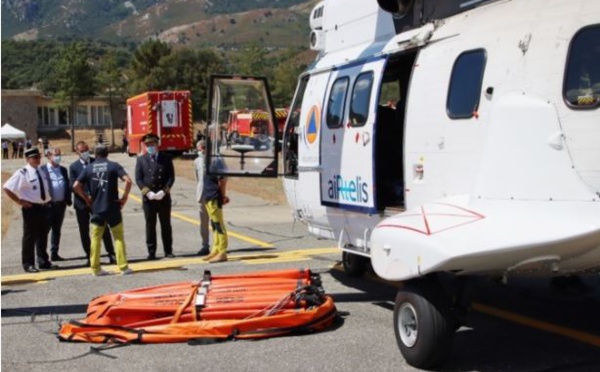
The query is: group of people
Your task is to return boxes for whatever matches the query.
[3,134,230,275]
[1,138,36,159]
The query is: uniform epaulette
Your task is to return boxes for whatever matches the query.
[19,168,27,175]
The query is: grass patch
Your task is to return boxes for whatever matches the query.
[43,129,126,154]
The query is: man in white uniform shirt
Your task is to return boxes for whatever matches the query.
[194,140,210,256]
[3,147,56,272]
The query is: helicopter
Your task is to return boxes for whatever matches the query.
[205,0,600,367]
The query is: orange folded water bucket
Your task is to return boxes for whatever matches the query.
[58,268,338,344]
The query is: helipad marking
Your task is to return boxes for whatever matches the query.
[125,191,273,248]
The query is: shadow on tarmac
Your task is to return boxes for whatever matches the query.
[2,303,87,317]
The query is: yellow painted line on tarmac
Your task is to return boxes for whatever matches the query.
[1,247,340,286]
[124,191,273,248]
[472,302,600,348]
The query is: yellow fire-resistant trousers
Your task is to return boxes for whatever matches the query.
[205,199,228,254]
[91,222,129,274]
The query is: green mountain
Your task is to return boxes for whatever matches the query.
[1,0,317,48]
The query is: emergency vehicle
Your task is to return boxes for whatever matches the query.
[227,108,288,149]
[126,91,194,155]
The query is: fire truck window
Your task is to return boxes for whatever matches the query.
[326,77,349,128]
[564,25,600,109]
[349,72,374,127]
[447,49,487,119]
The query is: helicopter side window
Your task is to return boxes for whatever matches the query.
[447,49,487,119]
[349,72,374,127]
[564,25,600,109]
[326,77,349,128]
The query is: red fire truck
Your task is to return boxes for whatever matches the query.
[126,91,194,156]
[226,108,288,148]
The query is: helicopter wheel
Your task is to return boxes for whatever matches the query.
[342,251,369,277]
[393,276,455,369]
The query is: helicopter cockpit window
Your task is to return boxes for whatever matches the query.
[349,72,374,127]
[447,49,487,119]
[564,25,600,109]
[326,77,349,128]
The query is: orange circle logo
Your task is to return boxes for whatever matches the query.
[305,105,320,146]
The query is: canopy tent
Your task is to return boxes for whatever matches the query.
[1,123,26,140]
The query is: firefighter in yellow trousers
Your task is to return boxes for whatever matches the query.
[201,156,229,263]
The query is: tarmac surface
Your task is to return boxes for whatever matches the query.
[2,153,600,372]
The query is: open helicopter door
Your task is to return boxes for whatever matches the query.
[206,75,278,178]
[320,57,388,213]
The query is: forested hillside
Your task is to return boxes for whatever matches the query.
[2,0,313,47]
[1,38,316,120]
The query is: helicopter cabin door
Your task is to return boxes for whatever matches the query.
[320,57,388,213]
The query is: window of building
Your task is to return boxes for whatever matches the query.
[349,72,373,127]
[447,49,487,119]
[102,106,112,126]
[77,105,88,126]
[91,106,98,125]
[58,109,68,125]
[37,107,44,126]
[326,77,349,128]
[564,25,600,109]
[48,108,56,126]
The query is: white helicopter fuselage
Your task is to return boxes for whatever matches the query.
[206,1,600,366]
[283,0,600,281]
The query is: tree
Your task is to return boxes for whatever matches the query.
[271,53,306,107]
[97,51,126,146]
[127,39,172,95]
[233,43,272,78]
[49,43,96,150]
[159,48,226,121]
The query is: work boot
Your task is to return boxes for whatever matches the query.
[202,250,219,262]
[197,247,210,256]
[208,253,228,264]
[108,255,117,264]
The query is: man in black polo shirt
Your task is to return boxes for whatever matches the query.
[73,146,133,276]
[70,141,116,266]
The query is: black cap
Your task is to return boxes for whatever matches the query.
[142,134,160,143]
[24,147,40,158]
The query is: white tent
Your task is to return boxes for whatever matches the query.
[1,123,26,140]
